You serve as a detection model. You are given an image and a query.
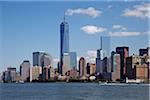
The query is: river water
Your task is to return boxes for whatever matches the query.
[0,83,149,100]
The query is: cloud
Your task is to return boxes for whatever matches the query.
[87,50,97,58]
[86,50,96,63]
[143,31,150,35]
[65,7,102,18]
[112,24,127,30]
[81,25,107,34]
[122,3,150,19]
[108,31,140,37]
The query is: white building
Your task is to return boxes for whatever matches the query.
[62,53,71,75]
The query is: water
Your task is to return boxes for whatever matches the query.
[0,83,149,100]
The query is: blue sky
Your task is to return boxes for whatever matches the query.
[0,1,149,72]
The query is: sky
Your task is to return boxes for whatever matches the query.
[0,0,150,72]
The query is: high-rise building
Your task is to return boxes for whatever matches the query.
[116,46,129,80]
[126,55,149,82]
[87,63,96,75]
[3,67,16,82]
[69,52,77,69]
[96,36,109,74]
[136,64,149,82]
[139,47,149,56]
[33,52,45,66]
[20,60,30,81]
[126,55,139,79]
[40,53,53,80]
[112,53,121,81]
[62,53,71,75]
[40,53,53,67]
[87,63,90,75]
[79,57,86,76]
[60,16,69,75]
[100,36,111,57]
[31,66,42,81]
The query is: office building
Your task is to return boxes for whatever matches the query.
[126,55,140,79]
[96,36,110,74]
[31,66,42,81]
[69,52,77,69]
[60,16,69,75]
[79,57,86,76]
[3,67,16,82]
[116,46,129,80]
[33,52,45,66]
[20,60,30,81]
[112,53,121,81]
[139,47,149,56]
[87,63,96,75]
[62,53,71,75]
[40,53,53,80]
[136,64,149,82]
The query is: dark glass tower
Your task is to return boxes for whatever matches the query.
[116,47,129,80]
[60,16,69,74]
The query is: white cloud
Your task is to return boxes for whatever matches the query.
[87,50,97,58]
[112,24,127,31]
[143,31,150,35]
[65,7,102,18]
[86,50,96,63]
[81,25,107,34]
[108,31,140,37]
[86,57,96,63]
[122,3,150,19]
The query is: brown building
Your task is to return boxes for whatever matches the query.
[86,63,96,75]
[126,55,149,82]
[79,57,86,77]
[136,64,149,82]
[112,54,121,82]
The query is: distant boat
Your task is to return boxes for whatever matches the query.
[98,81,108,85]
[19,80,24,84]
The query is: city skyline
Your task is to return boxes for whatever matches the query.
[1,1,149,72]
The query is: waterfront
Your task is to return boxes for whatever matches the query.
[0,83,149,100]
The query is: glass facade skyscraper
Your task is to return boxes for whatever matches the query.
[116,46,129,80]
[60,17,69,74]
[69,52,77,69]
[33,52,45,66]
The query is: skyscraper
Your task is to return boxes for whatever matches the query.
[40,53,53,80]
[3,67,16,82]
[111,53,121,81]
[20,60,30,82]
[62,53,71,75]
[116,46,129,80]
[40,53,53,67]
[139,47,149,56]
[69,52,77,69]
[126,55,139,79]
[33,52,45,66]
[79,57,86,76]
[60,16,69,74]
[96,36,109,74]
